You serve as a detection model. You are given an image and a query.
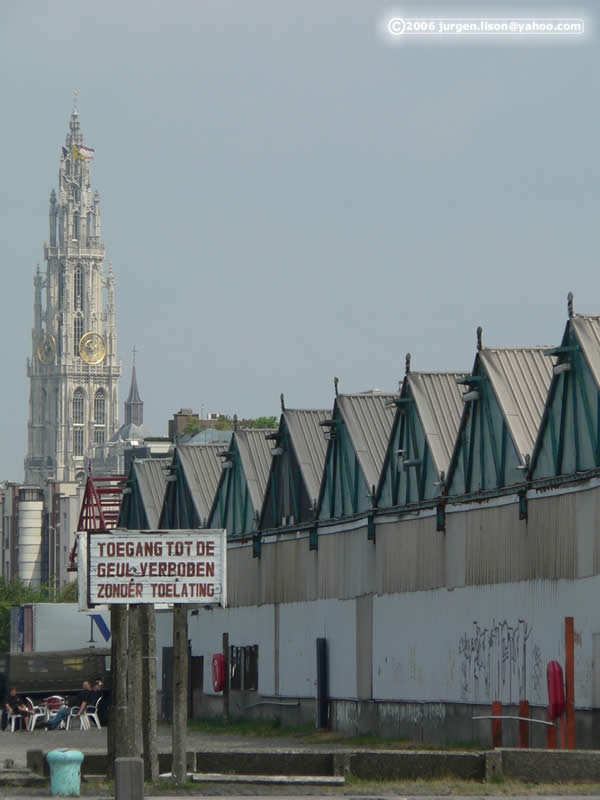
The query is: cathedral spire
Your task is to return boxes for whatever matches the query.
[25,100,122,485]
[125,348,144,426]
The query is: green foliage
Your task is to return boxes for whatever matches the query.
[184,414,278,434]
[182,418,203,436]
[249,416,278,429]
[0,577,78,652]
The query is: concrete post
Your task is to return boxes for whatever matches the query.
[141,604,159,782]
[127,604,142,757]
[172,604,188,785]
[115,756,144,800]
[112,606,131,765]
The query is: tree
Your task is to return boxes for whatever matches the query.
[250,416,278,429]
[182,418,203,436]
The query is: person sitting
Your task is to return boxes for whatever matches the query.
[42,680,92,730]
[4,687,31,731]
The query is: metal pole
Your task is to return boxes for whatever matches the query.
[172,605,188,785]
[565,616,576,749]
[491,701,502,748]
[141,604,159,782]
[222,632,229,725]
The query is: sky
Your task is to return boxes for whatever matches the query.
[1,0,598,480]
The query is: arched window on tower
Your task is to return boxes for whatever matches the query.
[56,313,63,359]
[74,265,83,311]
[73,212,80,240]
[74,314,84,356]
[58,265,66,308]
[87,211,95,245]
[94,389,106,425]
[73,388,84,457]
[73,388,84,424]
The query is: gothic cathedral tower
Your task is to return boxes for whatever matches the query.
[25,102,121,485]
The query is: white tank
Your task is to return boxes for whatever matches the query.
[18,488,44,586]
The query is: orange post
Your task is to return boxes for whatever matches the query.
[565,616,575,749]
[546,708,557,749]
[518,700,529,748]
[491,700,502,748]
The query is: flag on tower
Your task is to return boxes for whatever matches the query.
[72,143,95,160]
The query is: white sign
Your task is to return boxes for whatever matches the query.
[86,529,227,606]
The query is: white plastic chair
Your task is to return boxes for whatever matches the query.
[84,695,102,728]
[65,707,90,731]
[7,710,25,732]
[25,698,46,732]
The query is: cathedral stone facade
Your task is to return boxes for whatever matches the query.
[25,107,121,485]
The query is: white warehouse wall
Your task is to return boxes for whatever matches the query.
[373,578,597,708]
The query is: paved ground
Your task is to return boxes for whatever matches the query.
[0,724,356,769]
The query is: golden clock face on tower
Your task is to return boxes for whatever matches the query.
[79,331,106,365]
[37,334,56,365]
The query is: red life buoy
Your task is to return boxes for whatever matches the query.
[212,653,225,692]
[547,660,565,720]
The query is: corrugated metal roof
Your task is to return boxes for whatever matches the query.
[480,348,553,459]
[408,372,467,475]
[337,393,397,491]
[284,409,330,503]
[132,458,169,529]
[572,315,600,387]
[177,443,224,524]
[234,428,276,512]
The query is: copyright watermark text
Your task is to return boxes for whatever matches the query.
[384,16,585,39]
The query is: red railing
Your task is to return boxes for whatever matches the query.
[68,473,127,570]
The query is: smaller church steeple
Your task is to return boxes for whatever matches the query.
[125,347,144,426]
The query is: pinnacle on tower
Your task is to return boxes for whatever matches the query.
[125,348,144,427]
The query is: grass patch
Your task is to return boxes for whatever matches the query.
[187,717,484,750]
[79,775,600,797]
[345,776,600,795]
[187,715,315,737]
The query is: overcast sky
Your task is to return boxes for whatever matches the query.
[1,1,597,480]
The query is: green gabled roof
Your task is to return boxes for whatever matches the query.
[318,392,396,520]
[209,428,275,536]
[531,314,600,478]
[446,347,552,495]
[377,372,465,508]
[259,409,329,529]
[158,443,223,528]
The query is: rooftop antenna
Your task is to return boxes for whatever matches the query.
[73,88,79,113]
[405,352,411,375]
[476,326,483,351]
[334,376,339,397]
[280,393,285,412]
[233,413,238,431]
[132,345,137,366]
[568,291,574,319]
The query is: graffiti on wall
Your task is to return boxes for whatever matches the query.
[458,618,531,703]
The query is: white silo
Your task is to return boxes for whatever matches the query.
[18,487,44,586]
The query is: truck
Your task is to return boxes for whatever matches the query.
[0,647,111,703]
